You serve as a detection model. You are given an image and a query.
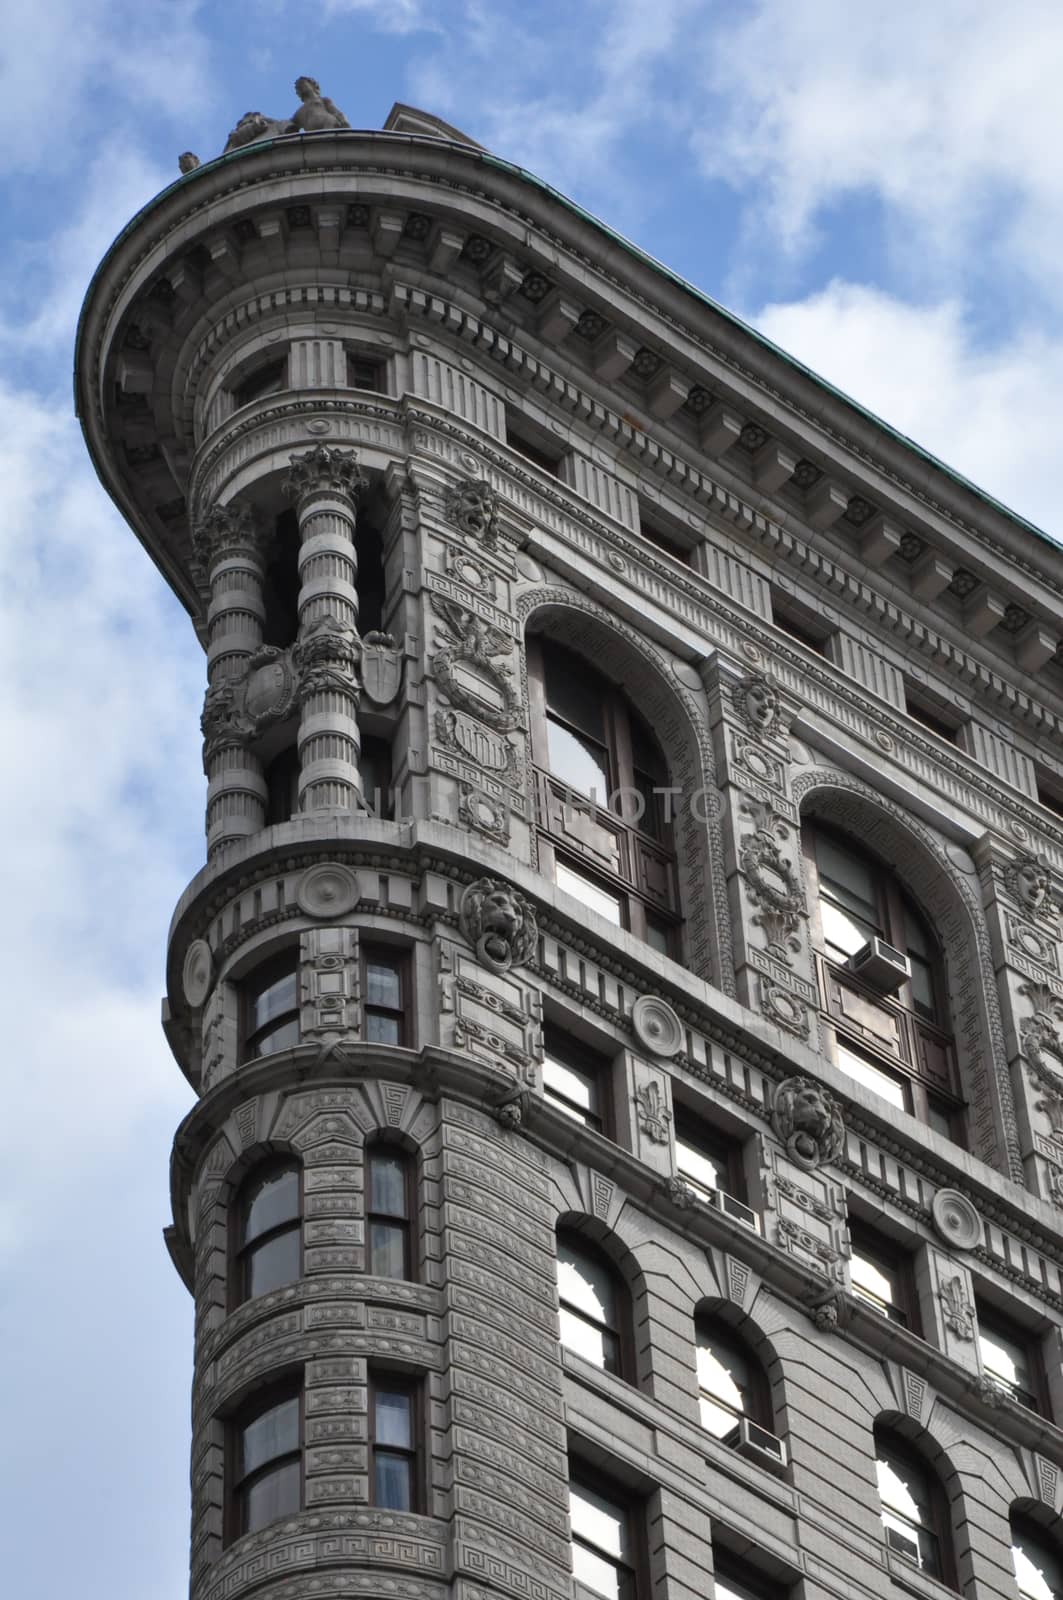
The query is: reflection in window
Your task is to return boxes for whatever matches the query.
[836,1044,909,1112]
[874,1433,944,1579]
[235,1163,301,1304]
[543,1028,608,1132]
[557,1232,624,1376]
[363,947,406,1045]
[244,956,300,1059]
[696,1323,758,1439]
[570,1475,635,1600]
[231,1387,301,1538]
[978,1309,1041,1411]
[367,1145,412,1280]
[1012,1518,1063,1600]
[371,1378,418,1510]
[849,1226,916,1330]
[555,860,625,925]
[675,1112,743,1205]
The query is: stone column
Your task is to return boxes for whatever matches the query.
[283,444,368,813]
[195,499,269,859]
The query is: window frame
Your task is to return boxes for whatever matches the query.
[346,350,387,394]
[369,1372,423,1513]
[1011,1513,1063,1600]
[848,1221,921,1334]
[543,1025,613,1137]
[674,1106,746,1206]
[557,1228,632,1382]
[361,944,410,1048]
[873,1428,955,1589]
[569,1462,643,1600]
[241,950,301,1061]
[226,1379,303,1544]
[527,634,681,955]
[694,1315,772,1442]
[365,1140,415,1282]
[804,821,963,1135]
[230,1159,303,1310]
[976,1303,1048,1415]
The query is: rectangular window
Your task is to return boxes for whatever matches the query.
[229,1383,302,1541]
[849,1222,919,1332]
[1037,772,1063,822]
[637,505,691,564]
[543,1026,610,1133]
[570,1472,637,1600]
[977,1306,1044,1412]
[770,594,831,655]
[242,953,301,1060]
[556,859,625,926]
[904,687,961,744]
[233,356,288,408]
[370,1377,420,1510]
[836,1042,910,1112]
[362,946,408,1046]
[506,408,563,475]
[367,1145,413,1280]
[675,1109,743,1204]
[347,353,386,393]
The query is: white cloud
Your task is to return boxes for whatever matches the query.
[319,0,439,30]
[694,0,1063,300]
[750,280,1063,538]
[0,0,214,176]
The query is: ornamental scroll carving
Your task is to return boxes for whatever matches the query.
[1020,981,1063,1142]
[772,1076,845,1171]
[459,878,538,974]
[430,596,521,733]
[201,644,300,763]
[738,797,806,966]
[192,498,270,590]
[445,478,500,550]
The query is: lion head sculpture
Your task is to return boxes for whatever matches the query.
[459,878,538,973]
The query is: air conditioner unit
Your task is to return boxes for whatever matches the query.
[724,1416,788,1472]
[708,1189,761,1233]
[884,1524,921,1566]
[846,937,910,994]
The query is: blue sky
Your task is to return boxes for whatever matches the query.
[2,3,1063,1595]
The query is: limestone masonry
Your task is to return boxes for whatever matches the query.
[75,85,1063,1600]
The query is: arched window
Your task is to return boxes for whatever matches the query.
[873,1429,953,1586]
[233,1162,302,1305]
[804,822,962,1138]
[695,1319,767,1438]
[366,1142,414,1280]
[1012,1515,1063,1600]
[527,636,680,955]
[557,1230,629,1379]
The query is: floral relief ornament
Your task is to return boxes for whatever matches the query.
[772,1075,845,1171]
[1019,981,1063,1148]
[459,878,538,973]
[738,797,807,966]
[634,1081,672,1143]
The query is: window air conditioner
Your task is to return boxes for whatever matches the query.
[707,1189,761,1233]
[846,937,910,995]
[884,1525,921,1566]
[724,1416,788,1472]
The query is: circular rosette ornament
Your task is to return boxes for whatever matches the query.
[296,863,360,919]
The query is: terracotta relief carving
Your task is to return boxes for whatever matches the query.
[772,1076,845,1171]
[739,797,807,965]
[459,878,538,973]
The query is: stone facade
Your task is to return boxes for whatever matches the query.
[76,97,1063,1600]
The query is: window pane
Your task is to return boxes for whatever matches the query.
[241,1396,300,1477]
[545,1056,599,1121]
[644,914,672,954]
[573,1541,621,1600]
[926,1098,954,1140]
[253,1016,301,1058]
[244,1168,300,1243]
[366,1012,402,1045]
[696,1336,749,1417]
[555,862,624,925]
[375,1451,413,1511]
[543,650,606,742]
[677,1135,725,1198]
[366,958,401,1010]
[369,1219,408,1279]
[820,899,879,960]
[375,1389,412,1448]
[815,834,880,922]
[558,1241,616,1325]
[243,1457,300,1531]
[715,1579,766,1600]
[370,1151,408,1217]
[547,716,611,799]
[251,971,298,1032]
[247,1229,301,1298]
[559,1306,619,1371]
[570,1482,629,1562]
[1013,1535,1063,1600]
[836,1045,908,1110]
[980,1324,1034,1398]
[851,1250,903,1321]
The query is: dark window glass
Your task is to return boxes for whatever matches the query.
[978,1308,1042,1412]
[232,1387,301,1537]
[244,956,300,1060]
[371,1380,418,1510]
[569,1475,635,1600]
[348,354,386,393]
[849,1225,917,1331]
[771,595,830,655]
[675,1113,740,1203]
[234,357,288,408]
[367,1145,412,1280]
[359,735,393,819]
[815,830,883,961]
[557,1232,623,1376]
[363,947,407,1046]
[1012,1517,1063,1600]
[265,746,300,825]
[874,1434,944,1580]
[507,410,563,475]
[236,1163,302,1304]
[713,1565,775,1600]
[695,1321,763,1439]
[543,1028,608,1132]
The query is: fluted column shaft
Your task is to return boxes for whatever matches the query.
[284,445,368,813]
[195,501,269,858]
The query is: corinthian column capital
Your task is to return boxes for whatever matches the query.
[192,498,269,579]
[282,443,368,509]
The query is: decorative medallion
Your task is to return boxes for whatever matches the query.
[182,940,213,1008]
[760,978,811,1039]
[931,1189,983,1250]
[631,995,683,1058]
[296,863,360,919]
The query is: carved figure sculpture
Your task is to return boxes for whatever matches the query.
[291,76,351,133]
[1006,853,1055,915]
[223,110,296,154]
[178,151,200,174]
[772,1075,845,1171]
[445,478,500,548]
[459,878,538,973]
[737,673,782,737]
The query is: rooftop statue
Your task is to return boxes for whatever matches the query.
[179,78,351,173]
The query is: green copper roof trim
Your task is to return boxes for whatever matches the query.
[75,130,1061,557]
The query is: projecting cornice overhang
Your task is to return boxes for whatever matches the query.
[76,123,1063,626]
